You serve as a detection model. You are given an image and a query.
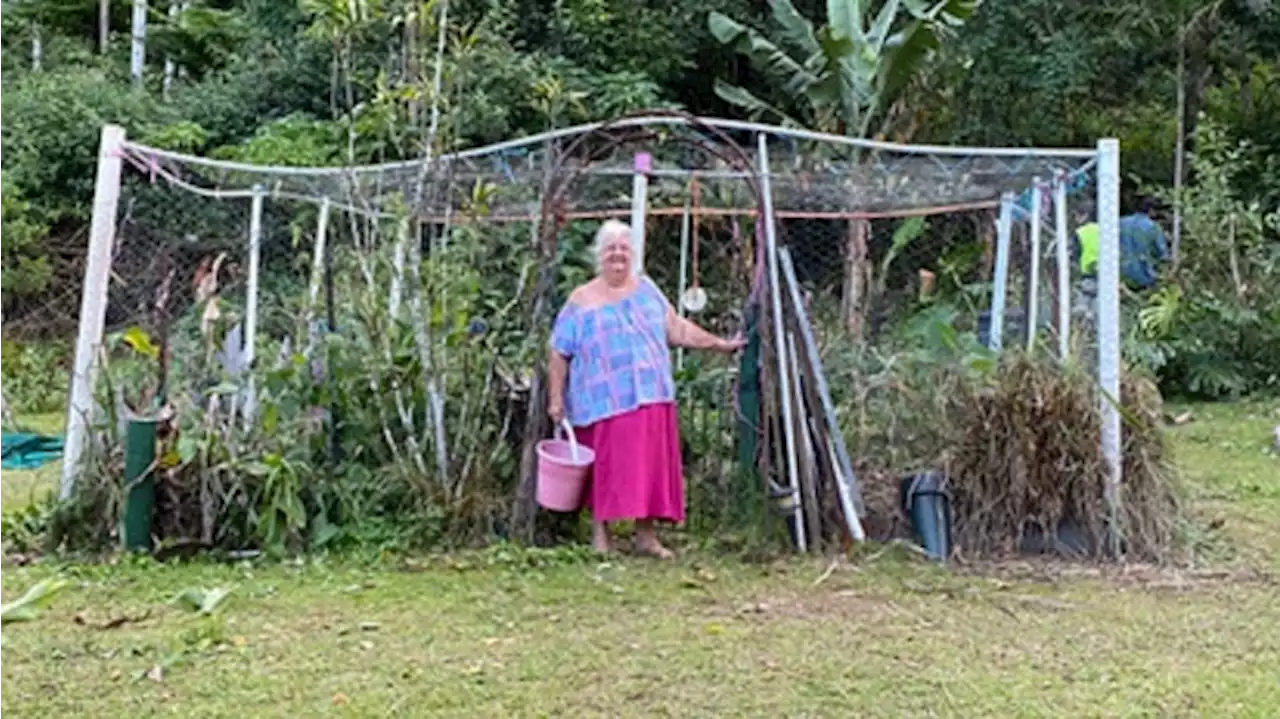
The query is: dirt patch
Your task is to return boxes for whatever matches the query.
[956,557,1276,591]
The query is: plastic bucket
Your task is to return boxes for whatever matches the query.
[899,471,952,561]
[535,420,595,512]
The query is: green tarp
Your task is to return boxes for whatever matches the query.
[1,433,64,471]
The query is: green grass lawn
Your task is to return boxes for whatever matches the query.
[1168,400,1280,570]
[1,412,64,512]
[2,401,1278,717]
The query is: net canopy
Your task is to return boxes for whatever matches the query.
[120,113,1097,222]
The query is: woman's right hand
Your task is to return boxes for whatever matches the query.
[547,398,566,425]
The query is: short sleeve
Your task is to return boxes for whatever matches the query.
[640,275,673,311]
[550,303,579,357]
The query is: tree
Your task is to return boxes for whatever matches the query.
[1167,0,1276,265]
[708,0,978,334]
[708,0,979,139]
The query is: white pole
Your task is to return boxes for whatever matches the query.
[1054,172,1071,361]
[630,152,651,276]
[245,185,264,368]
[757,133,807,553]
[989,193,1014,352]
[676,200,690,370]
[130,0,147,87]
[1026,178,1043,353]
[1096,138,1124,557]
[308,197,331,317]
[389,218,407,319]
[61,124,126,500]
[242,184,264,425]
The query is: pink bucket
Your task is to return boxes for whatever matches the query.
[535,420,595,512]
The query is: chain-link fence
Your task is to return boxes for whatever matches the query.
[40,113,1120,552]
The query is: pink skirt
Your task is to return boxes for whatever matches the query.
[575,402,684,524]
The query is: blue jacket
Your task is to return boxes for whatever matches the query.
[1118,212,1169,288]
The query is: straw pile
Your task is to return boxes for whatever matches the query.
[945,356,1181,561]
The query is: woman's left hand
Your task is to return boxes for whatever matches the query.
[716,334,747,354]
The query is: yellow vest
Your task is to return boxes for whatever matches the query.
[1076,223,1100,275]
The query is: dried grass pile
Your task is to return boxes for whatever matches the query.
[946,355,1181,562]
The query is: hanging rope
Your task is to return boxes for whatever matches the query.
[682,174,707,313]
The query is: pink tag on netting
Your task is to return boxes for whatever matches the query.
[633,152,652,174]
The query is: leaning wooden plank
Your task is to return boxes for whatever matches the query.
[778,248,866,542]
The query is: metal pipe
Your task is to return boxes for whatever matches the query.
[757,133,807,553]
[1027,177,1043,353]
[243,184,265,425]
[989,193,1015,352]
[779,247,865,540]
[1054,172,1071,361]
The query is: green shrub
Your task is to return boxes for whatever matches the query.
[1134,120,1280,398]
[1,68,175,225]
[1,173,52,301]
[0,340,71,416]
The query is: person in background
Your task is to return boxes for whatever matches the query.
[1118,197,1170,290]
[1073,197,1169,291]
[547,220,744,558]
[1072,214,1100,319]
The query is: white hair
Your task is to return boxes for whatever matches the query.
[592,220,632,270]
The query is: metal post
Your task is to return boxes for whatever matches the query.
[630,152,651,276]
[245,185,264,368]
[757,133,807,553]
[676,200,691,370]
[1026,178,1043,352]
[1096,138,1123,556]
[1054,172,1071,361]
[61,124,126,500]
[242,185,264,424]
[989,193,1014,352]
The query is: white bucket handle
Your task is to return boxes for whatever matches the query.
[555,419,581,462]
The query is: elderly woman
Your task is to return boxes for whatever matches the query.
[548,220,744,558]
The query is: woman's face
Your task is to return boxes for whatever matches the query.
[598,233,632,278]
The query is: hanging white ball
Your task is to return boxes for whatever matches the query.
[681,287,708,313]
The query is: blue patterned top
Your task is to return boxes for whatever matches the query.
[550,277,675,428]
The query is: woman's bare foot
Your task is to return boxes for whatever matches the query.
[591,522,613,555]
[634,539,674,560]
[634,521,675,560]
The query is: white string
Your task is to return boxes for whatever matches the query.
[123,144,1095,222]
[118,115,1098,180]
